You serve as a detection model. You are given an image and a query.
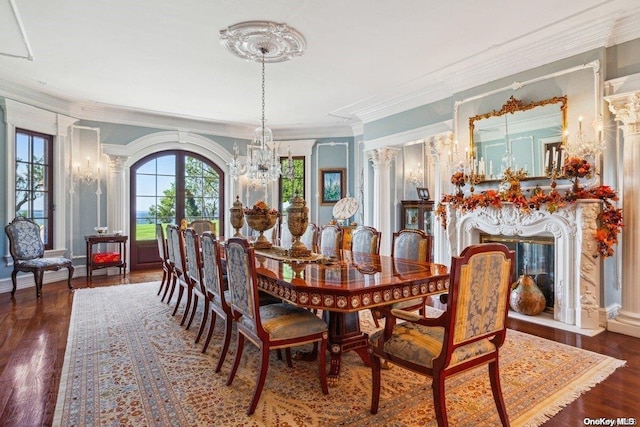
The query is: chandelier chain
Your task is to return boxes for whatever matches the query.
[260,47,267,145]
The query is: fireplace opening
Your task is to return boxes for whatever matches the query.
[480,233,555,311]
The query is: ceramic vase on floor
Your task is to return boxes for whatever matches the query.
[510,274,546,316]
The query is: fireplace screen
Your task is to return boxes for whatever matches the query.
[480,233,555,310]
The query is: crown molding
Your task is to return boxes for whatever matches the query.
[363,120,452,152]
[347,3,640,124]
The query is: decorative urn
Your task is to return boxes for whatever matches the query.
[244,201,279,249]
[510,274,546,316]
[286,193,311,257]
[229,195,244,237]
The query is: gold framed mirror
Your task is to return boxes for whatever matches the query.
[469,95,567,179]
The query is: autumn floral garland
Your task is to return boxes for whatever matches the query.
[436,158,623,257]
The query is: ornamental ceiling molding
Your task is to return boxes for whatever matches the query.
[219,21,306,63]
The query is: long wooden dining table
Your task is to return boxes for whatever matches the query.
[251,247,450,383]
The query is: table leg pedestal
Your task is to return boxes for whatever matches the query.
[325,311,371,385]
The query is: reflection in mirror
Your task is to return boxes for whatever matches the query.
[469,96,567,179]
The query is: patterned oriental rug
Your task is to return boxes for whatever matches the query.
[54,282,625,426]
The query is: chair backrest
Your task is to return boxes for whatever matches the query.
[165,224,176,267]
[5,217,44,261]
[279,218,293,248]
[318,224,343,255]
[200,232,226,307]
[167,224,186,277]
[156,223,168,261]
[391,229,432,262]
[225,237,259,324]
[188,219,216,235]
[441,243,514,366]
[300,223,318,252]
[184,228,203,292]
[350,225,381,255]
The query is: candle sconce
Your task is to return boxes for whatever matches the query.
[74,157,99,185]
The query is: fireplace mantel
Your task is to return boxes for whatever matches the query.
[446,200,602,331]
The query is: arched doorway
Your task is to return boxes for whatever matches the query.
[129,150,225,270]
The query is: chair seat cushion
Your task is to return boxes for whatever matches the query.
[241,303,327,340]
[17,257,72,269]
[369,322,495,369]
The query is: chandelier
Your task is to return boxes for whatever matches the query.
[221,21,305,186]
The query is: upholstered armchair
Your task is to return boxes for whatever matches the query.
[369,243,515,426]
[318,224,343,257]
[350,225,381,255]
[5,217,74,297]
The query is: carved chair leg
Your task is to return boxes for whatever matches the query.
[317,336,329,395]
[226,333,245,387]
[172,285,184,316]
[164,274,176,303]
[247,344,270,415]
[34,270,44,298]
[11,270,18,295]
[202,310,217,353]
[489,360,510,426]
[195,299,209,343]
[432,373,448,427]
[370,352,381,414]
[215,315,232,373]
[67,266,74,290]
[181,288,193,326]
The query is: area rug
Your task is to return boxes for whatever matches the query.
[54,282,625,426]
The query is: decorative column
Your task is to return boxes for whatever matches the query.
[606,92,640,338]
[368,148,398,255]
[106,155,129,236]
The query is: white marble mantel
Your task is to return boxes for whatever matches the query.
[446,200,602,331]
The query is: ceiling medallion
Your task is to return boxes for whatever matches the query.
[219,21,306,63]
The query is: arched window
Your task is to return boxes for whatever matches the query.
[129,150,224,270]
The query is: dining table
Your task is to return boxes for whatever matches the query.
[251,247,450,384]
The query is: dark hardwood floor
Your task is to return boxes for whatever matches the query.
[0,270,638,426]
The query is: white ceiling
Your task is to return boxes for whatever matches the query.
[1,0,639,137]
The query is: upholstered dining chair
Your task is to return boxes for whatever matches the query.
[5,217,74,298]
[188,219,216,235]
[184,228,207,339]
[318,224,343,257]
[224,237,329,415]
[199,232,233,371]
[155,223,172,301]
[371,228,433,327]
[164,224,179,304]
[300,222,319,253]
[350,225,381,255]
[369,243,515,427]
[168,225,193,326]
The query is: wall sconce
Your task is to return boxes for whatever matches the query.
[406,164,423,186]
[74,157,99,185]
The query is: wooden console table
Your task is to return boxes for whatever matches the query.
[85,234,128,281]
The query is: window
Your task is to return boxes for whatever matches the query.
[14,128,54,249]
[279,156,305,213]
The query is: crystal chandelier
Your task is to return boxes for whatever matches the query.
[221,21,305,187]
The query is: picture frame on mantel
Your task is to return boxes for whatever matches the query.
[416,187,430,201]
[320,168,345,205]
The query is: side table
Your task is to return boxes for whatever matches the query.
[85,234,128,281]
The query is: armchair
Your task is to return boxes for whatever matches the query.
[369,243,515,426]
[5,217,74,297]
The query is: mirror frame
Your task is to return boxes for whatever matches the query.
[468,96,568,172]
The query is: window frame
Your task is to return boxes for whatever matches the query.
[278,155,306,214]
[14,128,55,250]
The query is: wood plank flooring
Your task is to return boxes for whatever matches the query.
[0,271,638,426]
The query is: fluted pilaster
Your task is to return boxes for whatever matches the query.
[606,91,640,338]
[368,148,398,255]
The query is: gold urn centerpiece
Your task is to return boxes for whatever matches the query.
[229,195,245,237]
[244,201,279,249]
[286,194,311,257]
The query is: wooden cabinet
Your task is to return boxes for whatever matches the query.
[400,200,434,235]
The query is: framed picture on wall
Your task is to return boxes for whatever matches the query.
[320,168,345,205]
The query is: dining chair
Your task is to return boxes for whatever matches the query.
[301,222,319,253]
[4,217,74,298]
[318,224,343,256]
[155,223,172,301]
[350,225,381,255]
[371,228,433,327]
[184,228,207,339]
[199,232,233,371]
[188,219,216,235]
[164,224,179,304]
[370,243,515,426]
[224,237,329,415]
[168,225,192,326]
